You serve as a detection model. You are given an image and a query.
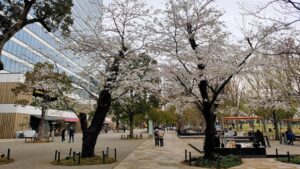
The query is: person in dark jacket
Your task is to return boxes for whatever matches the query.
[68,127,75,143]
[61,128,66,142]
[154,129,159,146]
[254,130,265,147]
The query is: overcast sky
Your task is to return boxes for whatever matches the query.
[103,0,284,40]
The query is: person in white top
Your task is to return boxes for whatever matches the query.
[158,128,165,146]
[227,127,235,137]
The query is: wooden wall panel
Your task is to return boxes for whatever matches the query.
[14,113,31,132]
[0,82,32,104]
[0,113,31,139]
[0,113,16,139]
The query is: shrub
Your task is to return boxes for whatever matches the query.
[277,156,300,165]
[194,155,242,169]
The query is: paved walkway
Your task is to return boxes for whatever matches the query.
[0,131,145,169]
[1,131,300,169]
[114,132,300,169]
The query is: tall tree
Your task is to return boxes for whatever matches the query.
[154,0,254,159]
[65,0,153,157]
[115,93,151,138]
[12,62,72,140]
[0,0,73,70]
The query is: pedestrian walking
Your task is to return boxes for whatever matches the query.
[68,127,75,143]
[158,128,165,147]
[154,128,159,146]
[61,128,66,142]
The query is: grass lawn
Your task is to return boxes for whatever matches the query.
[223,122,300,136]
[0,157,14,165]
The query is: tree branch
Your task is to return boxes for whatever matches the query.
[287,0,300,10]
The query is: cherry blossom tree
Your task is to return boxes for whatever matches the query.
[242,61,298,139]
[244,0,300,137]
[12,62,72,141]
[153,0,254,159]
[64,0,154,157]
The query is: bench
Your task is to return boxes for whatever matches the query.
[188,143,267,157]
[223,136,271,147]
[281,133,300,145]
[224,136,254,142]
[23,130,37,143]
[214,147,266,157]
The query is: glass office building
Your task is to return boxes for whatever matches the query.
[0,0,102,98]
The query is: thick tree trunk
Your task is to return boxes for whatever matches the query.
[81,90,111,157]
[272,111,280,140]
[129,113,134,138]
[287,121,292,132]
[202,106,216,160]
[37,106,46,140]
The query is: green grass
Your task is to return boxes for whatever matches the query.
[193,155,242,169]
[276,156,300,165]
[51,155,116,166]
[224,123,300,136]
[0,157,14,165]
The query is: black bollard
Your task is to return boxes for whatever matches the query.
[73,151,76,162]
[114,148,117,161]
[185,150,187,162]
[7,148,10,161]
[106,147,109,157]
[58,152,60,163]
[54,150,58,161]
[78,152,81,165]
[69,148,72,157]
[189,152,192,166]
[287,151,290,162]
[276,149,278,158]
[102,151,105,164]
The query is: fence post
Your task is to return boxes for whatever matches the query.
[54,150,58,161]
[287,151,290,162]
[7,148,10,161]
[276,149,278,158]
[114,148,117,161]
[58,152,61,164]
[102,151,105,164]
[78,152,81,165]
[69,148,72,157]
[185,149,187,162]
[189,152,192,166]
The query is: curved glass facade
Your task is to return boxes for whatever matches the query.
[0,0,102,99]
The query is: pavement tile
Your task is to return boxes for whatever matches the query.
[114,131,300,169]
